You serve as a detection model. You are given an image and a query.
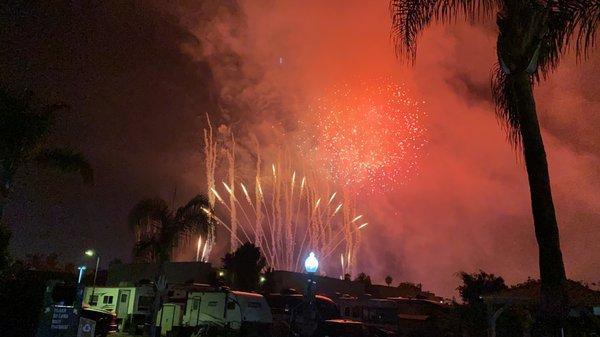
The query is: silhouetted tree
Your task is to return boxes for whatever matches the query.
[456,271,508,336]
[457,270,507,305]
[385,275,393,287]
[129,194,214,263]
[397,282,423,297]
[355,272,372,287]
[222,242,266,291]
[343,273,351,281]
[391,0,600,330]
[0,89,93,219]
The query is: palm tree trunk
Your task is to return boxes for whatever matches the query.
[513,73,568,334]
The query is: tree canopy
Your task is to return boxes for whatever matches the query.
[222,242,267,291]
[130,194,214,263]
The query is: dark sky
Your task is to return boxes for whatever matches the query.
[1,0,219,265]
[1,0,599,297]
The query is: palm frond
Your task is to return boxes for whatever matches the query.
[435,0,498,23]
[0,89,63,181]
[567,0,600,58]
[491,64,522,148]
[175,193,213,235]
[390,0,497,61]
[128,198,171,231]
[133,237,160,262]
[35,148,93,183]
[538,0,600,76]
[391,0,437,61]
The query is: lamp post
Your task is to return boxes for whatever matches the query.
[304,252,319,304]
[291,252,320,337]
[84,249,100,305]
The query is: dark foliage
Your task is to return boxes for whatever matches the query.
[129,194,214,263]
[222,242,266,291]
[0,88,92,214]
[457,270,507,304]
[354,272,372,288]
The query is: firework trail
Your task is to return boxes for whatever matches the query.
[226,132,238,251]
[205,141,368,273]
[201,114,218,262]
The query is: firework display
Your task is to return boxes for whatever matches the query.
[202,120,367,275]
[303,79,427,193]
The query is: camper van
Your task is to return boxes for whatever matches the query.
[83,286,154,332]
[182,290,272,335]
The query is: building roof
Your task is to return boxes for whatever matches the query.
[483,280,600,307]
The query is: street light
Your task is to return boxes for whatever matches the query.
[77,266,87,284]
[84,249,100,305]
[304,252,319,305]
[304,252,319,274]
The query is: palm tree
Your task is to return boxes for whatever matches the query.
[391,0,599,332]
[0,89,93,218]
[129,194,214,337]
[129,194,214,263]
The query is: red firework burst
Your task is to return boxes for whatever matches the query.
[302,79,427,192]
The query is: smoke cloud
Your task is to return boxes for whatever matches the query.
[0,0,598,297]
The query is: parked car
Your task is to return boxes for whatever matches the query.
[81,307,118,337]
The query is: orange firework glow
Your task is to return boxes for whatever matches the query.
[303,79,427,192]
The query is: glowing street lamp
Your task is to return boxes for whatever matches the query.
[304,252,319,274]
[304,252,319,307]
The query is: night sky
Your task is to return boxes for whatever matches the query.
[1,0,599,297]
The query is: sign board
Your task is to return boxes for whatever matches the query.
[36,281,84,337]
[47,305,78,336]
[77,317,96,337]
